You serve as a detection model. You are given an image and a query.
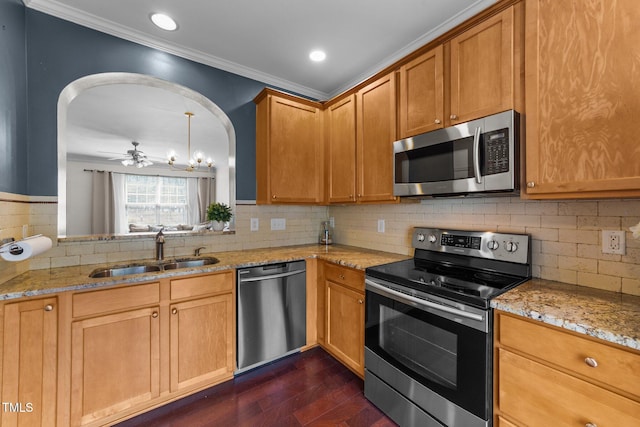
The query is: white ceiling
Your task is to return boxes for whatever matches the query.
[24,0,497,100]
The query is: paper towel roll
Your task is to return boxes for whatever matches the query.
[0,235,53,262]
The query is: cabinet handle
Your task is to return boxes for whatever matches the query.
[151,311,159,318]
[434,119,441,124]
[584,357,598,368]
[357,299,364,304]
[44,304,54,312]
[585,423,597,427]
[172,308,178,315]
[527,181,536,188]
[450,114,458,120]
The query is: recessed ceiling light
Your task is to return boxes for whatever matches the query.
[309,50,326,62]
[150,13,178,31]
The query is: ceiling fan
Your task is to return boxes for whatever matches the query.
[109,141,153,168]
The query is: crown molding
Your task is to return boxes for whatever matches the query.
[23,0,329,100]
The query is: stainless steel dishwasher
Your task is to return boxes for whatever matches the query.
[236,260,306,373]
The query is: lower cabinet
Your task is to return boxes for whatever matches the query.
[1,297,58,427]
[320,262,365,377]
[494,311,640,427]
[68,271,235,426]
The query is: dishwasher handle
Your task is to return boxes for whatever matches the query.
[238,269,305,283]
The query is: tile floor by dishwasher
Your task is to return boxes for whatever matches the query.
[117,347,397,427]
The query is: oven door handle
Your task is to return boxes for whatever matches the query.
[365,279,484,321]
[473,126,482,184]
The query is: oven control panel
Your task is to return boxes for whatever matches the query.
[413,227,530,264]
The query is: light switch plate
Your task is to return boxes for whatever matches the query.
[250,218,259,231]
[377,219,385,233]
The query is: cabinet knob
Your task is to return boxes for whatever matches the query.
[434,119,441,124]
[272,195,277,199]
[339,274,345,280]
[151,311,159,318]
[527,181,536,188]
[585,423,597,427]
[450,114,458,120]
[172,308,178,315]
[357,194,361,198]
[584,357,598,368]
[357,299,364,304]
[44,304,54,312]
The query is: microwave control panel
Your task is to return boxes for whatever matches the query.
[483,129,510,175]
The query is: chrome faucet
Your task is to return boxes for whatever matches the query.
[155,229,165,261]
[194,246,206,256]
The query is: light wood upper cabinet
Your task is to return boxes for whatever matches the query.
[398,45,444,138]
[449,6,518,125]
[356,72,397,203]
[326,95,357,203]
[524,0,640,198]
[1,297,58,427]
[255,89,324,204]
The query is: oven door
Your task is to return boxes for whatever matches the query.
[364,277,490,426]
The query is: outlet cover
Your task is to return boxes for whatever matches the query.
[329,217,335,228]
[602,230,625,255]
[377,219,385,233]
[250,218,259,231]
[271,218,286,231]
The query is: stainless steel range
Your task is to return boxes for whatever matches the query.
[364,227,531,427]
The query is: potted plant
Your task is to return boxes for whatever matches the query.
[206,202,232,231]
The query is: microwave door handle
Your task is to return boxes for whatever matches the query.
[473,126,482,184]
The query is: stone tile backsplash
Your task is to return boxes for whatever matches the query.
[1,191,639,295]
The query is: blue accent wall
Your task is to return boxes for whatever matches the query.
[0,0,28,194]
[23,9,268,199]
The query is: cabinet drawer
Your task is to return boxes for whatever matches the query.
[73,282,160,318]
[498,313,640,399]
[170,271,234,300]
[498,349,640,427]
[324,262,364,292]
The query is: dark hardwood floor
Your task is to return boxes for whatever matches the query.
[117,347,397,427]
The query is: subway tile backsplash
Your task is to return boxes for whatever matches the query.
[1,192,638,296]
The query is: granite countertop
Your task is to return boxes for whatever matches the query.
[0,244,409,300]
[491,278,640,351]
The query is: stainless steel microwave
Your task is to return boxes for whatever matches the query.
[393,110,520,197]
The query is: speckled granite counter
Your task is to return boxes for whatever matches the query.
[0,244,408,300]
[491,278,640,351]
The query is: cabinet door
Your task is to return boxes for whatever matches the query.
[70,307,160,426]
[258,94,323,204]
[524,0,640,198]
[356,72,397,203]
[325,281,365,376]
[1,298,57,427]
[449,7,514,124]
[326,95,357,203]
[398,45,444,138]
[170,294,234,392]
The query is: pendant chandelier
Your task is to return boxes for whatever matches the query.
[167,112,213,171]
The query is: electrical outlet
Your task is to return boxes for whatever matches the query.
[250,218,259,231]
[271,218,286,231]
[602,230,625,255]
[377,219,385,233]
[329,217,335,228]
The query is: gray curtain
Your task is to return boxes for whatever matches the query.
[90,170,115,234]
[197,177,215,223]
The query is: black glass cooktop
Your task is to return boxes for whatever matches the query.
[366,258,528,309]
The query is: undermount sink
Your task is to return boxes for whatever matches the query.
[89,264,162,278]
[88,257,219,278]
[162,257,219,270]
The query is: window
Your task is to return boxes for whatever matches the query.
[125,175,188,227]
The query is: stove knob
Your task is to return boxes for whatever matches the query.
[428,235,437,243]
[487,240,499,251]
[416,233,425,242]
[505,241,518,253]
